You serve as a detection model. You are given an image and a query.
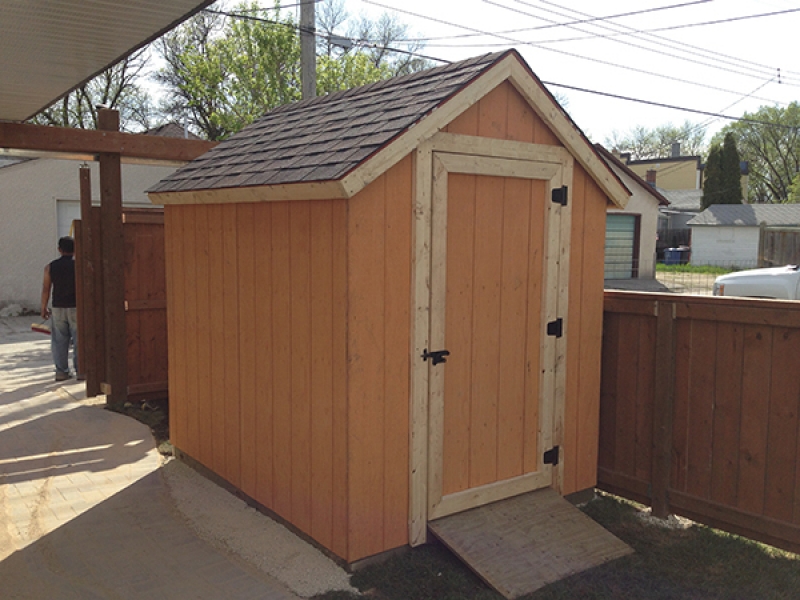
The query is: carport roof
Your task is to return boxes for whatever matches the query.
[0,1,213,123]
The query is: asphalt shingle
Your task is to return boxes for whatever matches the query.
[149,51,509,194]
[688,203,800,227]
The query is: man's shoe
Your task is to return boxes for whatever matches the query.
[55,372,70,381]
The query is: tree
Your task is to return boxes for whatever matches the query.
[155,4,300,141]
[31,50,155,132]
[157,1,431,140]
[714,103,800,203]
[720,132,743,204]
[702,144,723,209]
[316,0,432,76]
[702,134,743,209]
[317,52,393,95]
[604,121,706,160]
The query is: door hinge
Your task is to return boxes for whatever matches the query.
[547,318,563,338]
[551,185,568,206]
[543,446,560,466]
[422,348,450,366]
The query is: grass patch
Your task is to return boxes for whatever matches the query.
[656,263,734,275]
[313,494,800,600]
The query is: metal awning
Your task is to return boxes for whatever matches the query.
[0,0,213,123]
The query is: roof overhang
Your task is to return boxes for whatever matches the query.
[150,51,631,209]
[0,0,214,123]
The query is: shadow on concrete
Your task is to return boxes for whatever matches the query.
[0,472,293,599]
[0,404,152,486]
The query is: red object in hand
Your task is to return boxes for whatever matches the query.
[31,323,51,335]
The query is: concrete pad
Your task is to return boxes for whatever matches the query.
[0,316,355,599]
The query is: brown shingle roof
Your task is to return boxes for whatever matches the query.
[149,51,509,194]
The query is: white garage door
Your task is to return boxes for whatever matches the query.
[605,214,638,279]
[57,199,81,239]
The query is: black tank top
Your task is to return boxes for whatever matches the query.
[50,255,76,308]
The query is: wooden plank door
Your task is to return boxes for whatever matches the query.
[426,149,572,520]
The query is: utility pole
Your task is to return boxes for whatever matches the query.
[300,0,316,100]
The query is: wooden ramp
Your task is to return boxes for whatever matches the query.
[428,488,632,599]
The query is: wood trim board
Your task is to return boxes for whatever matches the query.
[412,145,573,538]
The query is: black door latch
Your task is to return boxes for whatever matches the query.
[422,348,450,365]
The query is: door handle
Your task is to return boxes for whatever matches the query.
[422,348,450,365]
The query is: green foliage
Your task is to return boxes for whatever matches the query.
[317,53,393,95]
[157,1,431,140]
[789,172,800,203]
[702,143,723,209]
[714,102,800,203]
[702,133,742,208]
[655,263,732,275]
[156,3,300,141]
[721,132,744,203]
[604,121,706,160]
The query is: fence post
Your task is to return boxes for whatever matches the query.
[758,222,766,268]
[652,299,676,518]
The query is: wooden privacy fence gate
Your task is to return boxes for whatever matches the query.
[75,207,168,401]
[600,291,800,554]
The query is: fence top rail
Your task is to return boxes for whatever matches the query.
[605,290,800,327]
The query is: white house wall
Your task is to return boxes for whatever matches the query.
[0,158,177,310]
[606,165,660,278]
[690,226,760,268]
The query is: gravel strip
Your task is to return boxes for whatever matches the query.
[162,458,357,598]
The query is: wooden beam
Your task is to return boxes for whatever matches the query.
[98,109,128,407]
[77,165,101,398]
[0,121,215,162]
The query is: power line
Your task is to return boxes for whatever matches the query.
[535,5,800,43]
[362,0,791,103]
[526,0,800,81]
[405,0,710,40]
[404,0,800,83]
[542,80,799,131]
[201,4,799,134]
[471,0,800,89]
[203,7,446,63]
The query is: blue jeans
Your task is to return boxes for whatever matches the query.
[51,307,78,375]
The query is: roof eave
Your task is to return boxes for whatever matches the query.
[148,179,350,205]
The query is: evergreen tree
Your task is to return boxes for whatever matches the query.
[720,133,743,204]
[715,102,800,202]
[702,144,723,209]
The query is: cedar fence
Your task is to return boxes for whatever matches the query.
[75,207,168,402]
[599,291,800,554]
[759,224,800,268]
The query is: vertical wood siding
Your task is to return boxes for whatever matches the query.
[165,199,349,556]
[446,80,607,496]
[563,167,608,495]
[441,174,546,496]
[347,156,413,561]
[600,293,800,555]
[164,79,611,562]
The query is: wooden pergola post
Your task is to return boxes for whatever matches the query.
[77,165,102,397]
[98,109,127,407]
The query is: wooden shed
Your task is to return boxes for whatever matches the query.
[148,50,629,567]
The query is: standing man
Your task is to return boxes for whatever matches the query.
[41,236,78,381]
